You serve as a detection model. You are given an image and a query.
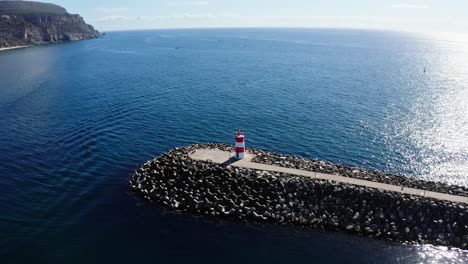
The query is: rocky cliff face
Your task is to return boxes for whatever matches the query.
[0,1,99,48]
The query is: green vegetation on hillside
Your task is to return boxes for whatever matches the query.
[0,1,99,48]
[0,1,68,15]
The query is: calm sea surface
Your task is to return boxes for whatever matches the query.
[0,29,467,263]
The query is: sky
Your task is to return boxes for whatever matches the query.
[41,0,468,33]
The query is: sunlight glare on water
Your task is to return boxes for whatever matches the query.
[0,29,467,263]
[416,244,468,264]
[383,34,468,186]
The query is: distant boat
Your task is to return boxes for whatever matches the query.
[423,67,426,73]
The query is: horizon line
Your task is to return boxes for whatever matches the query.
[98,26,468,42]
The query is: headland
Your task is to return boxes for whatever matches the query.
[0,1,99,50]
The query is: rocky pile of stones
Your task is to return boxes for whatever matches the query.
[130,143,468,249]
[251,149,468,197]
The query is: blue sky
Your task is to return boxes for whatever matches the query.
[45,0,468,33]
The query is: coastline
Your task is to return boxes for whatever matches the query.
[0,46,28,52]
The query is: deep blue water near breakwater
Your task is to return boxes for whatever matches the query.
[0,28,467,263]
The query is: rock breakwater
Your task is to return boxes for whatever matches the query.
[251,149,468,197]
[130,143,468,249]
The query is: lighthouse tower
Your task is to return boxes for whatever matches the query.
[234,130,246,159]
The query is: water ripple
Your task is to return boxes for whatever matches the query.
[0,29,467,262]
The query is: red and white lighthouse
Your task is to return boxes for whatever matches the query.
[234,130,246,159]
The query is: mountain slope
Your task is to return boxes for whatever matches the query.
[0,0,67,15]
[0,1,100,48]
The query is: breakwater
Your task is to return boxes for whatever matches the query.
[130,143,468,249]
[251,150,468,197]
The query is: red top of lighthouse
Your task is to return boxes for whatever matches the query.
[236,130,244,142]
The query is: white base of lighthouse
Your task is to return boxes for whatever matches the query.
[235,151,246,159]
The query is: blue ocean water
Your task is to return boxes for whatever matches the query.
[0,28,467,263]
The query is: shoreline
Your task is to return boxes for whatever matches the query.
[130,143,468,249]
[0,46,28,52]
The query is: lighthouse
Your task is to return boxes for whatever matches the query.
[234,130,246,159]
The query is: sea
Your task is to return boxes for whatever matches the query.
[0,28,467,263]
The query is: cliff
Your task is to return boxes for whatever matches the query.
[0,1,99,49]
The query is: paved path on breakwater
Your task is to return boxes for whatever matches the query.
[189,149,468,204]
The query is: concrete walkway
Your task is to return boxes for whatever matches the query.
[189,149,468,204]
